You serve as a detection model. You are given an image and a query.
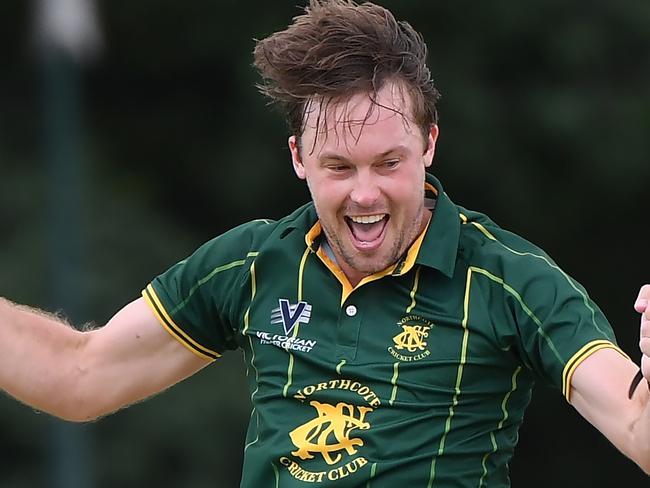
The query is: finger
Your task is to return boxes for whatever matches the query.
[634,284,650,314]
[641,336,650,357]
[641,315,650,356]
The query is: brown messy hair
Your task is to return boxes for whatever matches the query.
[253,0,441,145]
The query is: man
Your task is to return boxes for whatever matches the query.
[1,1,649,486]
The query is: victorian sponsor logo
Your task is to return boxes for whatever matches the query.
[278,379,380,483]
[256,331,317,353]
[256,299,317,352]
[271,298,312,334]
[388,315,433,362]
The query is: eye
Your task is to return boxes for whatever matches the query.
[383,159,400,169]
[327,164,351,172]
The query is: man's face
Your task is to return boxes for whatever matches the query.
[289,83,438,284]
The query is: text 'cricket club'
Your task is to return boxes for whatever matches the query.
[256,299,317,353]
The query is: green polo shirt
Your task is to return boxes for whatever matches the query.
[143,173,625,487]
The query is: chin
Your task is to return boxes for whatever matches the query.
[348,253,394,275]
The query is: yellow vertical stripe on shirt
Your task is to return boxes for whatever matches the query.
[389,362,400,406]
[297,246,310,302]
[244,261,261,452]
[242,261,257,336]
[406,267,422,314]
[478,366,522,487]
[390,267,423,407]
[283,247,311,398]
[336,359,346,375]
[428,266,473,488]
[365,462,378,488]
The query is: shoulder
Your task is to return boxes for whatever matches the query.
[187,202,316,267]
[458,207,556,273]
[152,203,317,302]
[454,207,579,305]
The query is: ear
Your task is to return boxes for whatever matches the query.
[288,135,306,180]
[423,124,439,168]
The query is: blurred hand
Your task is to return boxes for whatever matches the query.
[635,285,650,381]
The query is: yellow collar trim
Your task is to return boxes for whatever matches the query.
[304,213,432,306]
[425,181,438,195]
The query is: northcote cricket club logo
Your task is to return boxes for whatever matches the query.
[279,379,379,483]
[289,401,372,465]
[388,315,433,362]
[394,325,428,351]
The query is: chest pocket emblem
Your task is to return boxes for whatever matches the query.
[393,324,430,352]
[388,315,433,362]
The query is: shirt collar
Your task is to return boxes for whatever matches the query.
[415,173,461,278]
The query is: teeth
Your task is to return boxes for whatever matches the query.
[349,214,385,224]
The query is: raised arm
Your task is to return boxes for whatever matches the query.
[0,296,210,422]
[569,285,650,474]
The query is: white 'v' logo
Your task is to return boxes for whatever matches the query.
[270,298,312,335]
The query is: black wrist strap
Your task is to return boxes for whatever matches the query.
[628,370,649,399]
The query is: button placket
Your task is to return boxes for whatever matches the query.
[336,302,363,361]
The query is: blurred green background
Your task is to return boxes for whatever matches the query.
[1,0,649,486]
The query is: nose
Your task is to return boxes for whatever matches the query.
[349,171,381,208]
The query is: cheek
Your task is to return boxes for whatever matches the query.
[307,177,348,214]
[384,176,418,200]
[384,173,425,211]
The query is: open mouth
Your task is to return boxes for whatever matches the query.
[345,214,389,251]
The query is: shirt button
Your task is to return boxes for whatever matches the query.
[345,305,357,317]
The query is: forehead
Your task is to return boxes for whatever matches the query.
[301,82,419,155]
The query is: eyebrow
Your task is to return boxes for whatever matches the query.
[318,145,409,162]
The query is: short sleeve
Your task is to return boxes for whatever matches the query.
[464,217,630,403]
[504,251,628,402]
[142,221,268,361]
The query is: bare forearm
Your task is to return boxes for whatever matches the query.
[0,297,89,420]
[630,389,650,474]
[1,296,210,422]
[571,349,650,475]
